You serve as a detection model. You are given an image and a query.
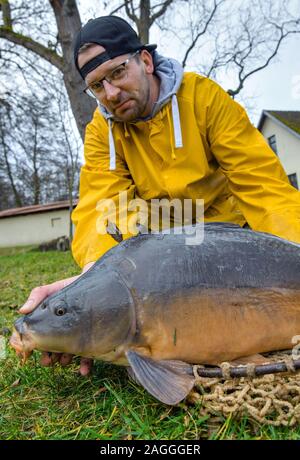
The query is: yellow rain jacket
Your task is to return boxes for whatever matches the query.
[72,72,300,268]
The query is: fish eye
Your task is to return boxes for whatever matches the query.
[55,306,67,316]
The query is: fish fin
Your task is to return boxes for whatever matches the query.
[225,353,270,366]
[106,221,123,243]
[125,350,195,405]
[127,366,140,384]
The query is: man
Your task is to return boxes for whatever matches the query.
[19,16,300,374]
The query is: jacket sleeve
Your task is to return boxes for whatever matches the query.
[71,110,137,268]
[205,80,300,244]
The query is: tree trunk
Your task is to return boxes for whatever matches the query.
[0,128,22,207]
[138,0,150,43]
[49,0,96,140]
[32,123,40,205]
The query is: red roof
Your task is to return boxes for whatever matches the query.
[0,200,78,219]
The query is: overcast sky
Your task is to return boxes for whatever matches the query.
[157,31,300,126]
[80,0,300,127]
[239,34,300,125]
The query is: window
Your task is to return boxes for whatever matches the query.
[288,173,298,189]
[267,135,278,155]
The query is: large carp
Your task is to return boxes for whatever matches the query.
[10,223,300,405]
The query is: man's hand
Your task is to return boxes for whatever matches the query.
[18,262,95,375]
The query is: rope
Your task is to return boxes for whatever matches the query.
[188,350,300,426]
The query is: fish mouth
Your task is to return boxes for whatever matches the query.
[10,321,35,363]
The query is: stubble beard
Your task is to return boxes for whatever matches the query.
[113,76,151,122]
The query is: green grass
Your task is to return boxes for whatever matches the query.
[1,249,300,440]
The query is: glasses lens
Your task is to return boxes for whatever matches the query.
[109,65,127,84]
[83,52,139,98]
[85,88,97,98]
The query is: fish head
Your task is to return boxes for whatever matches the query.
[10,267,136,360]
[10,294,83,359]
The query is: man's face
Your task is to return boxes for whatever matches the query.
[78,45,154,121]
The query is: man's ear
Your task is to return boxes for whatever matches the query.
[140,50,154,75]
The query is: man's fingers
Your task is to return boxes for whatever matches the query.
[60,353,74,366]
[80,358,93,376]
[51,353,63,365]
[40,352,62,367]
[40,353,92,374]
[19,275,79,314]
[40,352,73,367]
[40,352,53,366]
[19,286,49,314]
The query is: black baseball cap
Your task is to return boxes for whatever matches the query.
[74,16,157,79]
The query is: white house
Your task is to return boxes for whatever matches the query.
[0,200,77,248]
[258,110,300,189]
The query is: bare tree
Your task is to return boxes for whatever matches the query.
[151,0,300,96]
[1,0,299,139]
[0,0,96,140]
[48,82,81,240]
[0,174,13,210]
[219,1,300,97]
[13,95,57,205]
[0,97,23,207]
[0,85,81,212]
[109,0,175,43]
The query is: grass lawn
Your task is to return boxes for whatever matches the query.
[0,247,299,440]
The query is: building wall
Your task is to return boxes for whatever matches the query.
[260,117,300,186]
[0,210,71,247]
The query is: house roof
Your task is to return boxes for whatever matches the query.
[258,110,300,139]
[0,199,78,219]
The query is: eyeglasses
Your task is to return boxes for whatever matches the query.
[83,51,140,99]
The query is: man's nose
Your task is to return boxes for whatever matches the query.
[103,80,121,101]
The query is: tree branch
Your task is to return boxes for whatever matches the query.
[182,0,224,68]
[0,27,64,71]
[0,46,51,80]
[150,0,174,24]
[0,121,22,207]
[110,2,126,16]
[227,24,300,97]
[124,0,138,23]
[0,0,12,29]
